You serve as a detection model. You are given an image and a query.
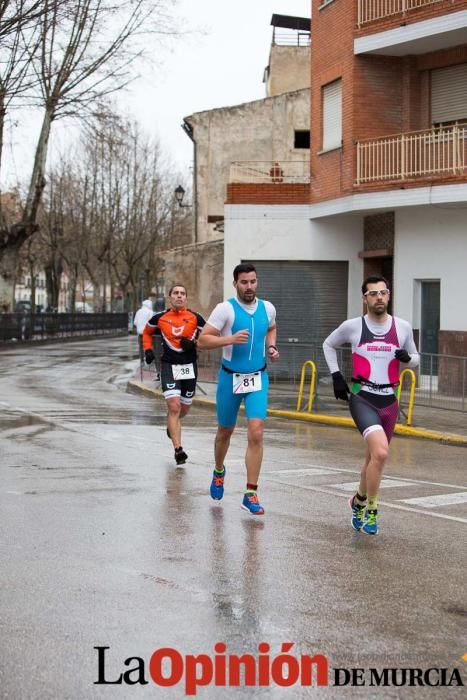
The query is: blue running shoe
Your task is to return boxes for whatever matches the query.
[241,491,264,515]
[362,509,378,535]
[349,496,366,531]
[210,467,226,500]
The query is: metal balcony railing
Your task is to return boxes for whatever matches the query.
[357,0,443,27]
[272,32,311,46]
[229,160,310,184]
[355,123,467,184]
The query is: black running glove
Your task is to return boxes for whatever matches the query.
[180,337,196,352]
[395,349,411,363]
[144,349,155,365]
[332,371,350,401]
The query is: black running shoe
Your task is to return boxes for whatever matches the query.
[174,447,188,465]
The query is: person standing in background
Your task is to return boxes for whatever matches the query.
[134,293,157,379]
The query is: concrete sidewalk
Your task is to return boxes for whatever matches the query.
[128,368,467,446]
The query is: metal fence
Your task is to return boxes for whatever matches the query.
[0,312,129,343]
[196,341,467,414]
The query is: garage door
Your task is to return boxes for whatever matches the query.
[245,260,349,378]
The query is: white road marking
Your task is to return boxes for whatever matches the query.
[399,492,467,508]
[265,477,467,524]
[329,479,415,491]
[267,462,467,490]
[269,467,338,476]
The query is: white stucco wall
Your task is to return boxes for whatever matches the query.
[394,207,467,331]
[224,205,364,314]
[184,89,310,245]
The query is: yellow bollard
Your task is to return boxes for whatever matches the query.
[296,360,317,413]
[396,368,416,426]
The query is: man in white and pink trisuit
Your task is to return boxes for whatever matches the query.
[323,275,419,535]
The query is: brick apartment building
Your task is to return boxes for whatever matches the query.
[225,0,467,364]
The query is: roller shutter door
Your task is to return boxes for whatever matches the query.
[431,63,467,124]
[245,260,349,378]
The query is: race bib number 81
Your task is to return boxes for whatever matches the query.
[172,363,195,380]
[233,372,262,394]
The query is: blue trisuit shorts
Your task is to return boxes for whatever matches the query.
[216,367,269,427]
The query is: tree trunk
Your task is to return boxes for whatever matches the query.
[0,245,19,311]
[29,261,36,313]
[0,91,6,229]
[0,109,54,309]
[69,265,78,312]
[45,258,62,311]
[24,109,53,226]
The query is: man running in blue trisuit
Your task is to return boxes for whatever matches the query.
[323,275,419,535]
[197,264,280,515]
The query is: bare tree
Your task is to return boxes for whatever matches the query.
[40,108,180,312]
[0,1,46,302]
[0,0,176,309]
[0,1,44,185]
[80,112,174,311]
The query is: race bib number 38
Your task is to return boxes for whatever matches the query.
[172,363,195,380]
[233,372,262,394]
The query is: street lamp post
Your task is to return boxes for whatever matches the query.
[174,185,192,208]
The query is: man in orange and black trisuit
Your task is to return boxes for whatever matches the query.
[143,284,206,466]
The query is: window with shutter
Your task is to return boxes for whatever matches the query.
[322,79,342,151]
[431,63,467,125]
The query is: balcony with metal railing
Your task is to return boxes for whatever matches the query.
[354,0,467,56]
[227,161,311,205]
[229,160,310,184]
[355,123,467,185]
[357,0,443,28]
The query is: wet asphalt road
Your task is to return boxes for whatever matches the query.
[0,337,466,699]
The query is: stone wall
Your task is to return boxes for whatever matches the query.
[161,239,224,319]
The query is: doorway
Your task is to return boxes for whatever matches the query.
[420,281,440,375]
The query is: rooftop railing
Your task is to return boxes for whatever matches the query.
[272,31,311,46]
[355,123,467,185]
[357,0,443,27]
[229,160,310,184]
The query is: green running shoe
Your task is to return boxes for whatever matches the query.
[362,509,378,535]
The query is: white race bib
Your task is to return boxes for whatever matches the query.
[172,363,195,380]
[233,372,262,394]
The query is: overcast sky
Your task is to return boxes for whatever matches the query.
[122,0,311,174]
[3,1,311,186]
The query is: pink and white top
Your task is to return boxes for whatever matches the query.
[323,315,420,396]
